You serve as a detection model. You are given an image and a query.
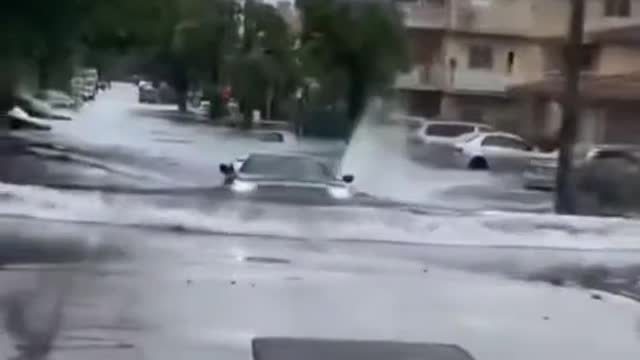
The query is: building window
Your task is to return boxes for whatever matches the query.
[468,45,494,69]
[604,0,631,17]
[506,51,515,74]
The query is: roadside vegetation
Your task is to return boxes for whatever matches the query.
[0,0,408,135]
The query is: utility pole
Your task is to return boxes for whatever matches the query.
[555,0,585,214]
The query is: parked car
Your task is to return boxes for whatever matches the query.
[138,82,159,103]
[452,132,537,171]
[14,94,72,120]
[254,130,297,144]
[35,89,75,109]
[79,68,99,101]
[407,121,493,165]
[3,106,52,131]
[97,81,110,91]
[524,144,640,191]
[577,146,640,214]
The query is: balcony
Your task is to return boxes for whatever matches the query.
[394,65,445,91]
[448,70,509,93]
[449,0,534,36]
[397,1,448,29]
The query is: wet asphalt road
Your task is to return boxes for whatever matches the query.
[0,83,552,211]
[0,84,639,359]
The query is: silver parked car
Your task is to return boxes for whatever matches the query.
[524,144,640,191]
[451,132,538,171]
[407,121,493,165]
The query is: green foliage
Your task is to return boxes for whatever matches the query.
[229,0,300,126]
[1,0,408,129]
[296,0,408,130]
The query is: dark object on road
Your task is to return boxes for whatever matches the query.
[220,153,356,202]
[252,338,476,360]
[591,293,603,301]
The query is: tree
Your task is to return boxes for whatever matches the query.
[230,0,300,128]
[0,0,161,102]
[555,0,585,214]
[172,0,240,111]
[296,0,408,135]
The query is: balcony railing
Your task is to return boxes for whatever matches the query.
[394,64,445,90]
[397,1,448,29]
[448,70,509,93]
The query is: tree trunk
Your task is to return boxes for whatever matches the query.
[265,86,273,120]
[555,0,585,214]
[177,91,188,112]
[0,59,17,112]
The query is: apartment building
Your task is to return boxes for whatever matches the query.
[395,0,640,143]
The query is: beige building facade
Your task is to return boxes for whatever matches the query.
[396,0,640,144]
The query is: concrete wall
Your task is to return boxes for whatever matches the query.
[602,104,640,143]
[596,44,640,74]
[406,29,444,66]
[440,94,525,131]
[449,0,534,35]
[441,34,546,88]
[447,0,640,37]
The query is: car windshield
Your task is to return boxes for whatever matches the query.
[425,124,475,137]
[3,1,640,358]
[240,154,335,182]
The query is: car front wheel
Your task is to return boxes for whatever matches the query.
[468,157,489,170]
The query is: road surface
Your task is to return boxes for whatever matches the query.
[0,83,638,359]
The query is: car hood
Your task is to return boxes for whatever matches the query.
[236,175,344,188]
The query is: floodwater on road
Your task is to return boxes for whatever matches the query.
[0,84,639,360]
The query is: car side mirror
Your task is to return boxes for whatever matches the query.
[219,163,233,175]
[342,174,354,183]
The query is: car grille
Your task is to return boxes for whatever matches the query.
[252,185,331,202]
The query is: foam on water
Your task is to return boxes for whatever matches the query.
[338,102,545,211]
[1,181,640,250]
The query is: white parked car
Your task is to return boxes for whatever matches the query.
[35,89,76,109]
[452,132,538,171]
[407,121,493,165]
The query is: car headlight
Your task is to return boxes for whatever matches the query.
[327,187,351,199]
[231,180,257,193]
